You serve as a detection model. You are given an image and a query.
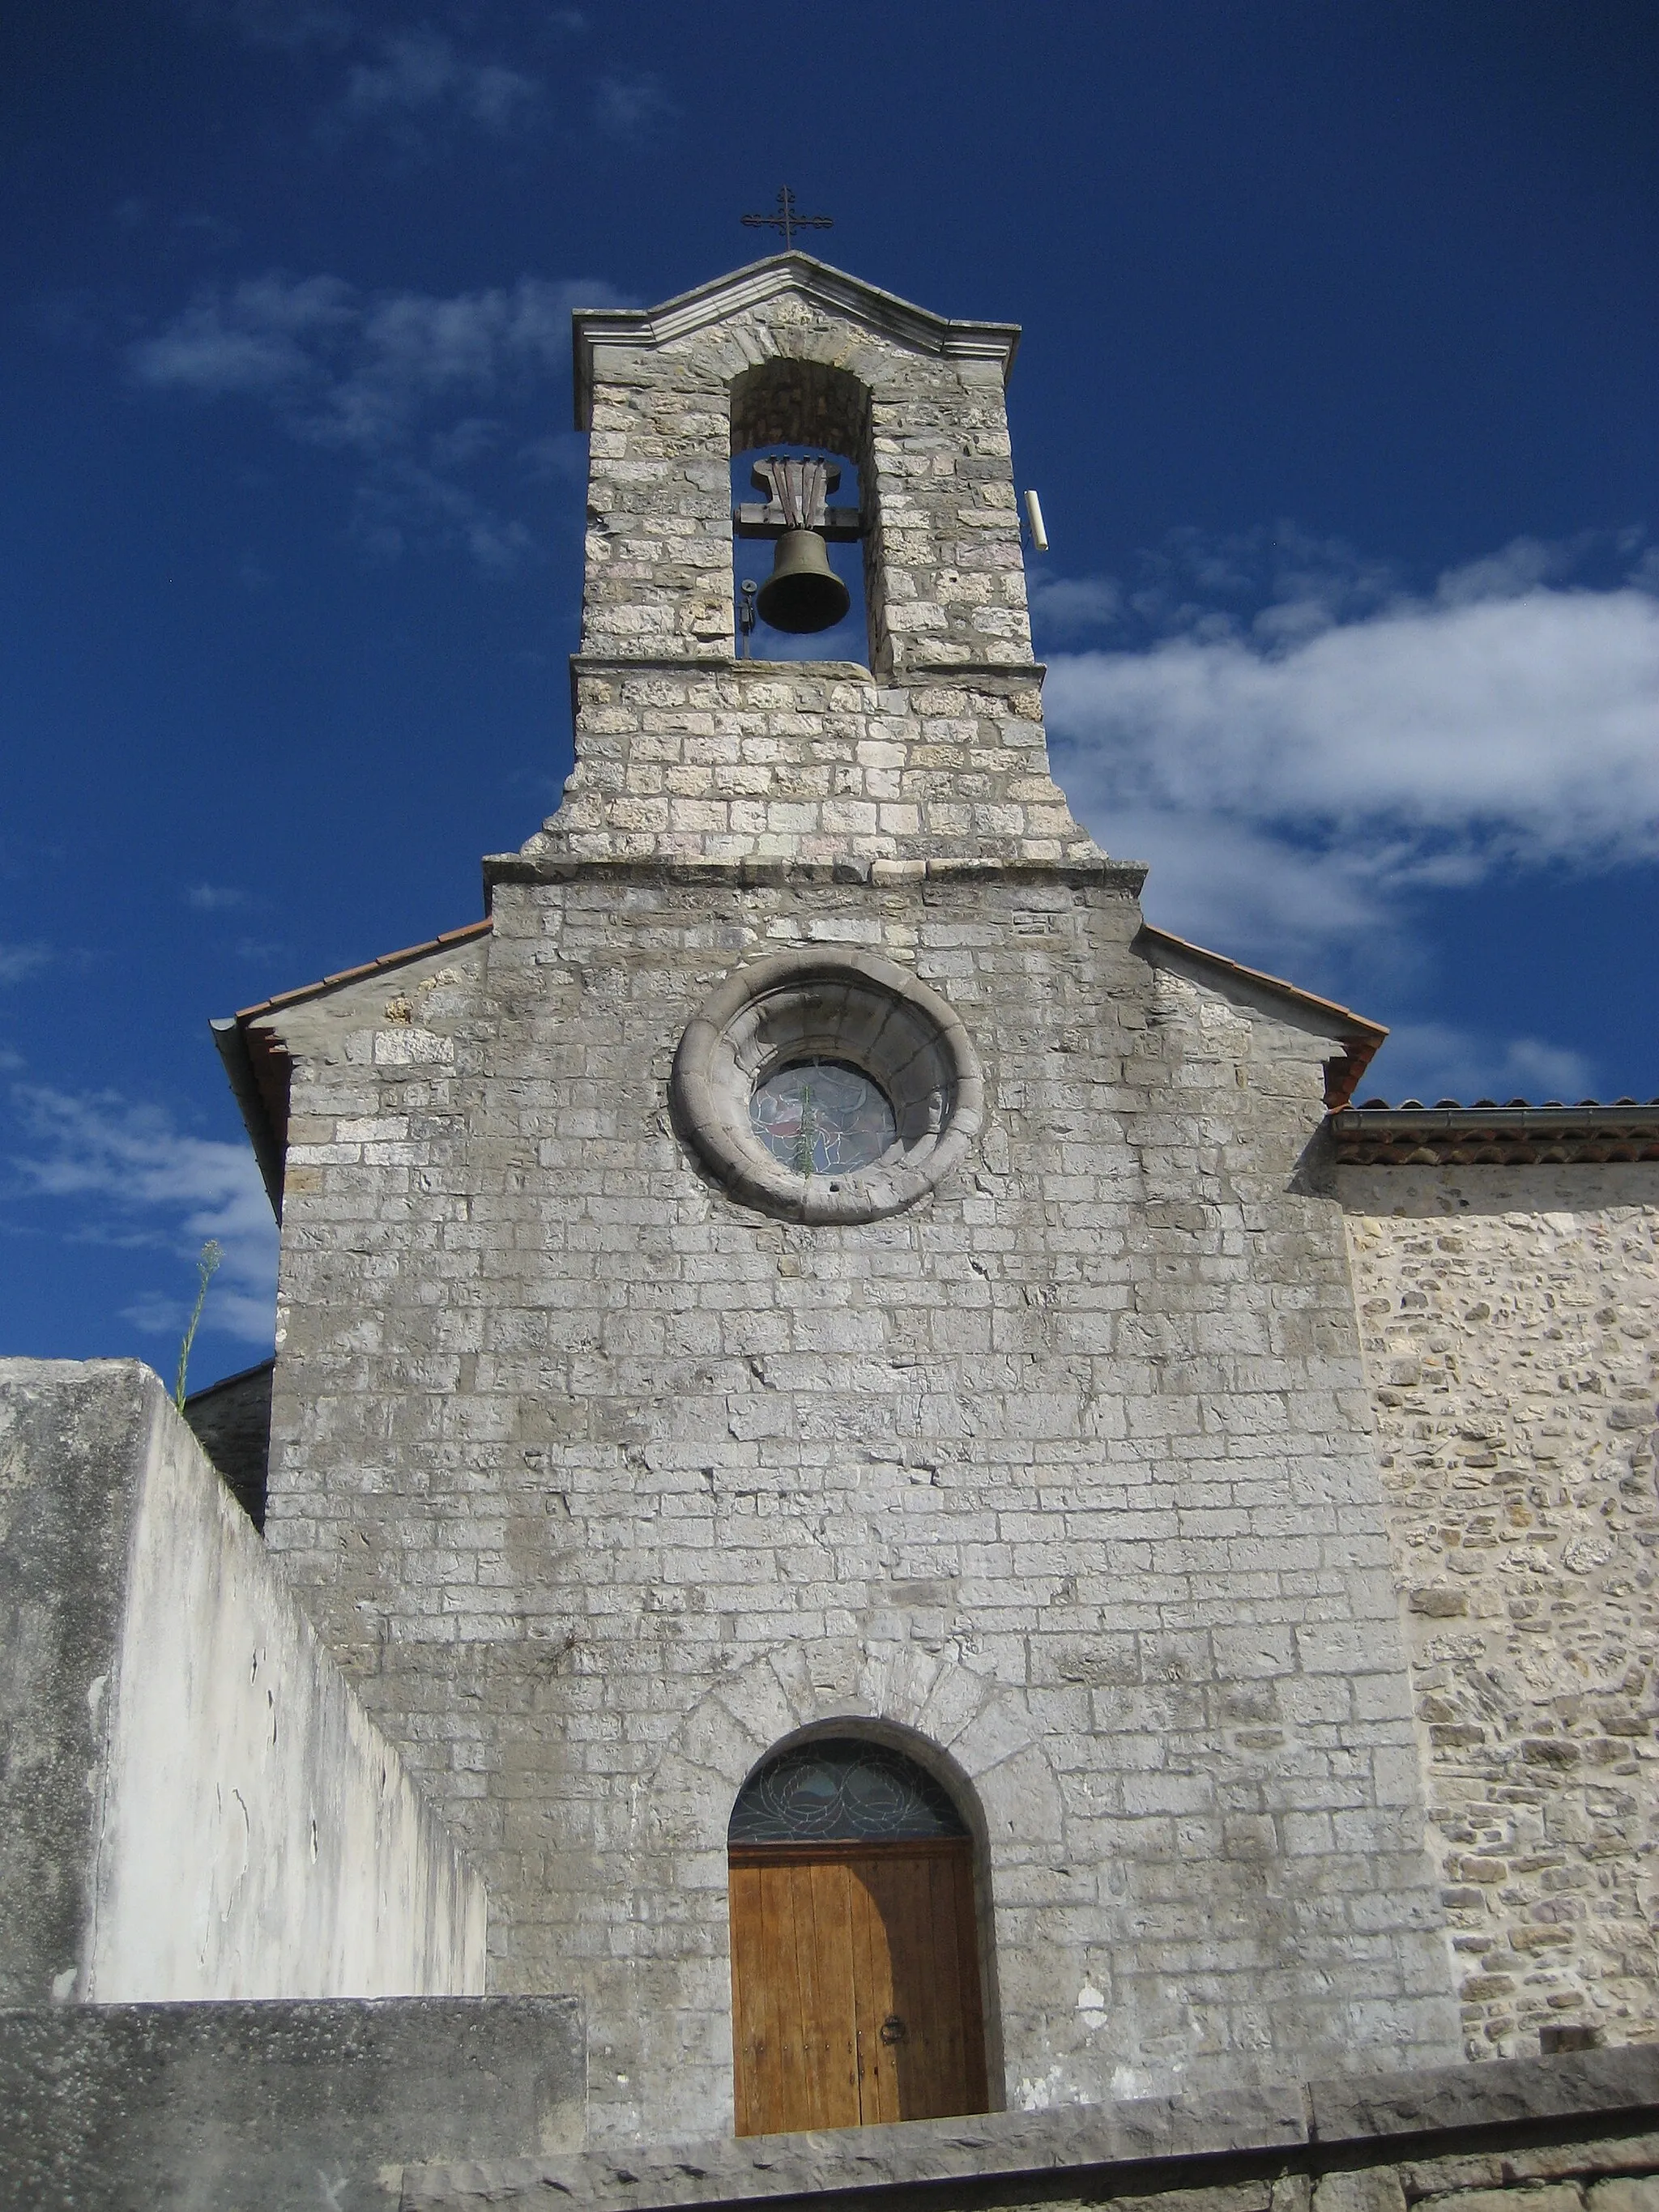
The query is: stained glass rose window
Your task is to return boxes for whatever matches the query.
[750,1061,897,1175]
[672,949,984,1225]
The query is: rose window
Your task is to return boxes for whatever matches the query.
[672,949,984,1225]
[749,1061,898,1176]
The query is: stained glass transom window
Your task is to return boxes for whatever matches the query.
[749,1061,897,1177]
[728,1738,967,1844]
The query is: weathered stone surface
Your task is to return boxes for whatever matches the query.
[0,1358,484,2004]
[402,2084,1307,2212]
[1313,2172,1407,2212]
[182,1354,273,1527]
[528,662,1101,867]
[0,1362,148,2004]
[241,258,1458,2146]
[1492,2138,1659,2185]
[1307,2042,1659,2143]
[259,855,1457,2140]
[1340,1174,1659,2059]
[1588,2180,1659,2212]
[403,2049,1659,2212]
[1414,2189,1582,2212]
[0,1994,582,2211]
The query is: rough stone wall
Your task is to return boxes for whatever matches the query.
[522,665,1098,868]
[0,1359,486,2006]
[1339,1169,1659,2060]
[262,863,1456,2145]
[546,283,1100,871]
[403,2046,1659,2212]
[581,296,1033,675]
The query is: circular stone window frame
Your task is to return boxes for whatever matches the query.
[672,949,985,1225]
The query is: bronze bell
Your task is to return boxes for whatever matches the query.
[756,527,851,634]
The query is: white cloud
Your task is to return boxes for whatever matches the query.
[592,73,676,140]
[0,944,52,986]
[1044,541,1659,965]
[1027,573,1124,636]
[186,883,250,911]
[132,272,610,451]
[130,273,356,401]
[341,30,541,135]
[1364,1025,1599,1108]
[9,1088,278,1346]
[130,268,628,571]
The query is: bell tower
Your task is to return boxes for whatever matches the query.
[525,254,1100,869]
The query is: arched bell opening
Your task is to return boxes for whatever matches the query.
[730,361,876,669]
[726,1728,995,2137]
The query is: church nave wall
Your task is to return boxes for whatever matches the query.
[259,865,1457,2143]
[1341,1174,1659,2064]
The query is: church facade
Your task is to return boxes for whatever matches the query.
[218,256,1488,2146]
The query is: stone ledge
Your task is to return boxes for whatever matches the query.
[403,2050,1659,2212]
[483,852,1146,893]
[401,2086,1307,2212]
[1306,2048,1659,2146]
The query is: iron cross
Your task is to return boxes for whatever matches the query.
[741,185,833,251]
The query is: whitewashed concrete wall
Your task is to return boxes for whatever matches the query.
[90,1362,488,1999]
[1339,1170,1659,2061]
[0,1360,485,2004]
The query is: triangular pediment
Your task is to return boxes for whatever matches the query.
[571,254,1021,428]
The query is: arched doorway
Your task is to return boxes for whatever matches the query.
[727,1737,990,2137]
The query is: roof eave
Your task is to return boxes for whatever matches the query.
[1134,924,1388,1110]
[213,1016,286,1221]
[212,917,494,1222]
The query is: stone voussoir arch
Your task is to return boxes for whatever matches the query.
[633,1639,1064,1885]
[624,1642,1063,2127]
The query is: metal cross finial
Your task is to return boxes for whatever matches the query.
[741,185,832,252]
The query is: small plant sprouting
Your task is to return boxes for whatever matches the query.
[174,1239,223,1411]
[791,1080,817,1178]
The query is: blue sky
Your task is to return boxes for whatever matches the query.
[2,1,1656,1382]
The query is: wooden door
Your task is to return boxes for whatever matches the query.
[728,1838,988,2137]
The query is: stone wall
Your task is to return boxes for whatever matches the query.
[520,665,1098,868]
[403,2045,1659,2212]
[260,857,1456,2144]
[1339,1169,1659,2059]
[0,1359,486,2005]
[0,1994,583,2212]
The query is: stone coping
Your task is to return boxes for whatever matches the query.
[566,655,1049,683]
[0,1996,584,2212]
[484,853,1146,892]
[1305,2047,1659,2146]
[403,2048,1659,2212]
[571,253,1025,428]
